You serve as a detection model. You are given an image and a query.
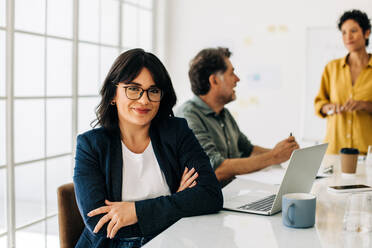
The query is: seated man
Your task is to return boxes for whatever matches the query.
[176,47,299,187]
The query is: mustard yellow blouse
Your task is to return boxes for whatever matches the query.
[314,54,372,154]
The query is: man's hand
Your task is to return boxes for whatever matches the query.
[177,167,198,192]
[271,136,299,164]
[87,200,138,239]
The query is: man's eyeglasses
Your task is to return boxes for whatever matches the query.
[120,85,163,102]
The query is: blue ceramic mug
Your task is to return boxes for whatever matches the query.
[282,193,316,228]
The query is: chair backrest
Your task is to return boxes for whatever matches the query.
[57,182,85,248]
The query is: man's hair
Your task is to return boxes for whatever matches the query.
[338,9,371,46]
[188,47,232,95]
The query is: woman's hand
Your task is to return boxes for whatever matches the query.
[321,103,343,115]
[87,200,138,239]
[87,167,198,238]
[177,167,198,192]
[342,99,366,112]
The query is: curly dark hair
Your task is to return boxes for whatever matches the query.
[338,9,371,46]
[92,48,177,130]
[188,47,232,95]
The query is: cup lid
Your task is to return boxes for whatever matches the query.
[340,148,359,154]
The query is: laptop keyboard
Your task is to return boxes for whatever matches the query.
[238,194,276,212]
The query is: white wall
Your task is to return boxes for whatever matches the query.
[164,0,372,148]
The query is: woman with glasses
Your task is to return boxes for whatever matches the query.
[315,9,372,154]
[73,48,223,248]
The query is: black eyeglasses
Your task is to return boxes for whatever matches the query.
[120,85,163,102]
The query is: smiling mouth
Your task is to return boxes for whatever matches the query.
[133,108,151,114]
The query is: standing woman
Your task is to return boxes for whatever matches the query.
[73,49,223,247]
[315,9,372,154]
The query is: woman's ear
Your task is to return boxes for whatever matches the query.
[365,29,371,39]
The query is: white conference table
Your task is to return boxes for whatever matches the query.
[143,155,372,248]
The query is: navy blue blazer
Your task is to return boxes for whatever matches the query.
[73,117,223,247]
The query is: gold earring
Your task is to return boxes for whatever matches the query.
[111,101,116,105]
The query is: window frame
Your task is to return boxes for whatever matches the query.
[2,0,155,247]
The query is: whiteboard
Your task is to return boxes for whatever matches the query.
[302,27,346,143]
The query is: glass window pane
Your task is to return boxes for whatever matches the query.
[100,47,118,83]
[139,9,153,51]
[0,169,6,233]
[16,221,45,247]
[122,3,138,48]
[15,0,45,34]
[0,0,5,27]
[46,216,59,247]
[47,0,73,38]
[1,30,6,96]
[101,0,119,46]
[46,38,72,96]
[46,156,72,215]
[0,100,5,165]
[14,100,45,163]
[14,33,45,97]
[15,162,44,227]
[78,97,99,134]
[140,0,153,8]
[124,0,138,5]
[46,99,72,156]
[0,236,7,248]
[79,0,99,42]
[78,43,99,95]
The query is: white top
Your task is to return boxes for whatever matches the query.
[121,140,171,201]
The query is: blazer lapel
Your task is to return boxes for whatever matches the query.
[109,129,123,201]
[150,124,176,193]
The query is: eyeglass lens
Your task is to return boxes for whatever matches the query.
[125,86,162,102]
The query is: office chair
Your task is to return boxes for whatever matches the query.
[57,182,84,248]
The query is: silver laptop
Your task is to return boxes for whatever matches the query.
[223,143,328,215]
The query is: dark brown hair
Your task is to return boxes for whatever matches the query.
[188,47,231,95]
[93,48,177,130]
